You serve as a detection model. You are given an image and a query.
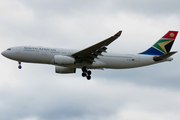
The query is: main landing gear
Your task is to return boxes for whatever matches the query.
[82,67,92,80]
[18,61,22,69]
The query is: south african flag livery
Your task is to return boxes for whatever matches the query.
[140,31,178,55]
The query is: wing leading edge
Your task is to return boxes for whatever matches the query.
[72,31,122,64]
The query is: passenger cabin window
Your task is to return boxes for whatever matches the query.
[7,48,11,50]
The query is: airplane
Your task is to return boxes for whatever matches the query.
[1,30,178,80]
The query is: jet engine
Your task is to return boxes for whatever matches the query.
[54,55,75,65]
[55,66,76,74]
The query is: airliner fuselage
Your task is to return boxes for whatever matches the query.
[1,30,178,80]
[2,46,171,69]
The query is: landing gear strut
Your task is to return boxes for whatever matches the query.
[81,67,92,80]
[18,61,22,69]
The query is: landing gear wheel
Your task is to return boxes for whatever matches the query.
[87,76,91,80]
[82,67,87,72]
[18,61,22,69]
[18,65,22,69]
[82,72,87,77]
[81,66,92,80]
[87,71,91,75]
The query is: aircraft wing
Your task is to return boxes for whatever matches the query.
[72,31,122,64]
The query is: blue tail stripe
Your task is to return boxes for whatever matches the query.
[139,47,164,55]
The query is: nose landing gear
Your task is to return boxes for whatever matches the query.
[18,61,22,69]
[82,67,92,80]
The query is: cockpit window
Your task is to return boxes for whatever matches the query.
[7,48,11,50]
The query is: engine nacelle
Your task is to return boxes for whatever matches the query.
[55,66,76,74]
[54,55,75,65]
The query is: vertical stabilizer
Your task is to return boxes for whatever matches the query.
[140,31,178,55]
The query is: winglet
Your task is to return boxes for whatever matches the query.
[114,31,122,37]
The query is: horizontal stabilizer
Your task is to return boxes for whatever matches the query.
[153,51,177,61]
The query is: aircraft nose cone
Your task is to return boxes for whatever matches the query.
[1,50,11,58]
[1,51,6,57]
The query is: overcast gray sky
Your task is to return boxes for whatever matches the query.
[0,0,180,120]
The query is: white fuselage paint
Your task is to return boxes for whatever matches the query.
[2,46,173,69]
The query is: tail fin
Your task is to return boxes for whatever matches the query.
[140,31,178,55]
